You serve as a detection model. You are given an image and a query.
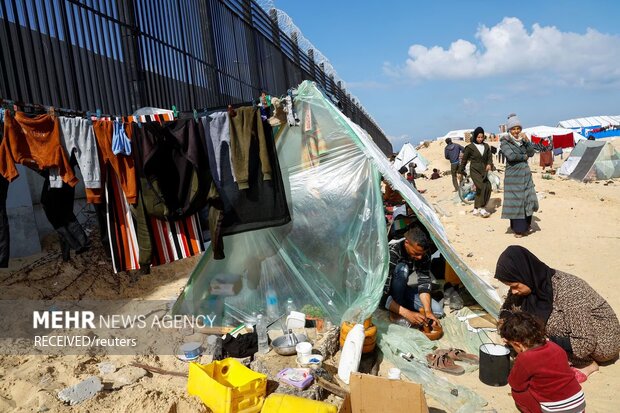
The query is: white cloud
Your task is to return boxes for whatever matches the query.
[388,17,620,87]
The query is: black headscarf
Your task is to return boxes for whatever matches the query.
[472,127,485,142]
[494,245,555,322]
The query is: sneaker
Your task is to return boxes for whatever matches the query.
[472,208,480,216]
[479,208,490,218]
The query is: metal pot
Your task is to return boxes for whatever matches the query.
[271,333,309,356]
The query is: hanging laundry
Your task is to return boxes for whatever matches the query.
[200,112,236,190]
[0,111,78,186]
[40,176,90,261]
[202,113,291,259]
[284,94,299,126]
[301,103,327,168]
[131,119,211,219]
[0,113,8,267]
[89,120,137,204]
[48,117,101,189]
[112,120,132,156]
[104,170,204,273]
[0,176,8,268]
[229,107,273,189]
[539,151,553,168]
[552,133,574,149]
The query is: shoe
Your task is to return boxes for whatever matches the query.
[472,208,480,216]
[426,353,465,375]
[479,209,490,218]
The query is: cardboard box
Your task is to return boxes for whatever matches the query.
[348,373,428,413]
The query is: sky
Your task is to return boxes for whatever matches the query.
[273,0,620,150]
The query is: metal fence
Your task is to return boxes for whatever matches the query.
[0,0,392,154]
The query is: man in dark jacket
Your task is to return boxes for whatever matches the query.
[444,138,464,191]
[381,225,443,327]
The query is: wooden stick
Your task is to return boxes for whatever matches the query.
[130,362,187,377]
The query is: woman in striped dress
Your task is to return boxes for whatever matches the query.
[500,114,538,237]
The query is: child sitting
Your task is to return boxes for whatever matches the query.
[499,311,586,413]
[430,168,441,180]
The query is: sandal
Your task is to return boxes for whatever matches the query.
[435,348,479,364]
[426,353,465,375]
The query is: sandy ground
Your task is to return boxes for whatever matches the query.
[0,138,618,412]
[414,138,620,412]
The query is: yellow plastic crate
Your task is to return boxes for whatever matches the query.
[188,358,267,413]
[262,394,338,413]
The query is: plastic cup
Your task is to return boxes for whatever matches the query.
[387,367,401,380]
[295,341,312,357]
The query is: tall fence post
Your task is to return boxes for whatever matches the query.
[269,8,288,91]
[117,0,144,110]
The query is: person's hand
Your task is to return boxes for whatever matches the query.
[457,173,463,180]
[425,312,441,328]
[404,309,426,326]
[485,164,492,172]
[519,133,529,142]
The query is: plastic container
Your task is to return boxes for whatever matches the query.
[387,367,401,380]
[187,358,267,413]
[277,368,314,390]
[479,344,511,386]
[295,342,312,357]
[256,314,269,354]
[286,311,306,329]
[180,342,202,360]
[297,354,324,369]
[285,298,296,315]
[262,393,337,413]
[337,323,364,384]
[265,286,279,321]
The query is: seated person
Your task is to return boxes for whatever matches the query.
[381,225,443,327]
[430,168,441,180]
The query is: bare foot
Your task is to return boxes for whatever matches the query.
[578,361,599,377]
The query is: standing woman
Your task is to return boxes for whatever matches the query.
[500,114,538,237]
[458,126,493,218]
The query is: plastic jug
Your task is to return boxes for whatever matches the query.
[337,323,364,384]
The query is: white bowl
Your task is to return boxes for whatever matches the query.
[297,354,324,368]
[295,341,312,356]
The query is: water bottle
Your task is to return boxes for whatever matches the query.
[285,298,296,315]
[265,286,279,321]
[256,314,270,354]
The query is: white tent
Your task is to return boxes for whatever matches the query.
[392,143,429,173]
[558,115,620,129]
[436,129,470,142]
[522,125,586,143]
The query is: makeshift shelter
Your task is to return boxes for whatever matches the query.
[392,142,429,173]
[522,125,586,148]
[173,80,500,326]
[558,140,620,182]
[436,129,470,142]
[558,115,620,139]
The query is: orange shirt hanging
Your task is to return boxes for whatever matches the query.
[0,111,78,186]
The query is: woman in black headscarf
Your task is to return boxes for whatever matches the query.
[458,126,493,218]
[495,246,620,381]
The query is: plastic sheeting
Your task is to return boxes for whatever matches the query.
[173,81,388,325]
[559,140,620,182]
[173,80,501,327]
[373,311,488,412]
